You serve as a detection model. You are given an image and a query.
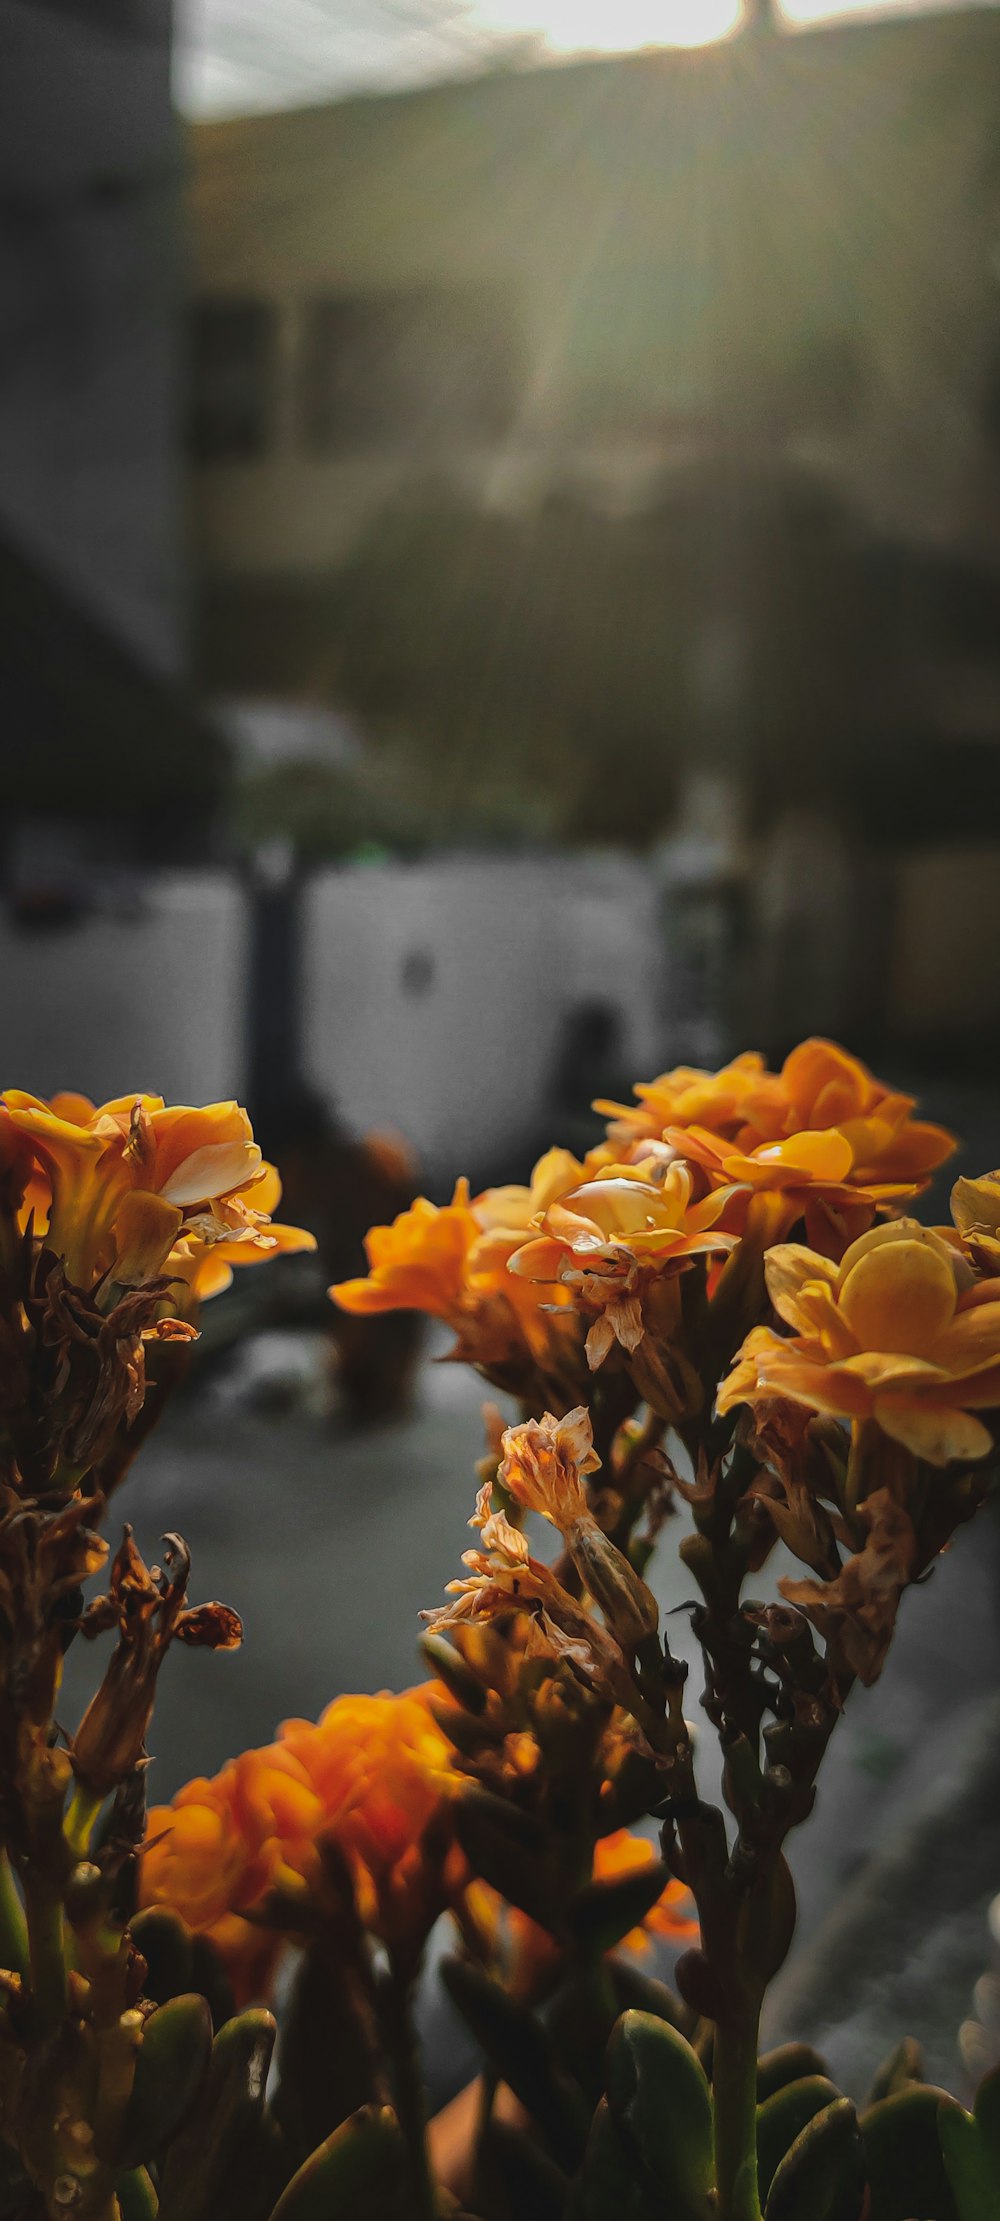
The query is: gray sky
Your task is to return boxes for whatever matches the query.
[175,0,943,116]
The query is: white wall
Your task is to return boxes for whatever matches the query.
[301,853,661,1171]
[0,875,250,1107]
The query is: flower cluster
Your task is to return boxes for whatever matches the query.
[140,1684,466,1994]
[2,1089,314,1311]
[332,1041,956,1431]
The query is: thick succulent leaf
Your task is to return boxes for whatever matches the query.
[604,2010,714,2221]
[568,2097,657,2221]
[441,1957,588,2172]
[158,2008,281,2221]
[972,2062,1000,2173]
[764,2098,866,2221]
[567,1864,673,1957]
[938,2095,1000,2221]
[756,2045,830,2103]
[266,2105,408,2221]
[480,2121,568,2221]
[273,1939,384,2162]
[116,2167,159,2220]
[865,2037,925,2107]
[451,1800,557,1933]
[129,1910,195,2010]
[859,2084,958,2221]
[116,1994,213,2168]
[756,2076,842,2203]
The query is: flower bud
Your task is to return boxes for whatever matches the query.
[566,1512,660,1650]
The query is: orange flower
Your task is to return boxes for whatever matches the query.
[141,1741,323,1998]
[665,1122,885,1258]
[330,1182,479,1328]
[1,1090,314,1300]
[278,1685,465,1951]
[733,1038,955,1191]
[331,1161,588,1399]
[595,1052,769,1151]
[509,1159,739,1367]
[142,1685,465,1983]
[719,1219,1000,1465]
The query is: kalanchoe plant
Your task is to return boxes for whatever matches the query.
[0,1047,999,2221]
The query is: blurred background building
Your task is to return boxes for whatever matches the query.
[2,0,1000,1168]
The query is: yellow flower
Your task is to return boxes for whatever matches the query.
[1,1090,313,1300]
[330,1181,479,1327]
[332,1161,588,1399]
[509,1159,739,1367]
[951,1172,1000,1274]
[736,1039,956,1193]
[719,1219,1000,1465]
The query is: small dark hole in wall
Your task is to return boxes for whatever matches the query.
[401,949,436,996]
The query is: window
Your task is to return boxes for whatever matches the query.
[188,299,277,462]
[298,288,518,451]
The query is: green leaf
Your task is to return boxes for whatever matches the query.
[158,2008,281,2221]
[567,2098,657,2221]
[266,2105,408,2221]
[130,1909,195,2008]
[116,2167,159,2220]
[440,1957,588,2172]
[756,2045,830,2102]
[568,1863,673,1957]
[764,2098,866,2221]
[939,2095,1000,2221]
[972,2061,1000,2173]
[117,1994,213,2168]
[604,2010,714,2221]
[859,2085,958,2221]
[451,1799,556,1932]
[865,2037,924,2107]
[756,2076,842,2204]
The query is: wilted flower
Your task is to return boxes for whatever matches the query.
[719,1219,1000,1466]
[499,1409,659,1649]
[74,1529,241,1799]
[425,1481,640,1709]
[951,1171,1000,1275]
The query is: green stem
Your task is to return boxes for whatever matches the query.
[63,1783,103,1861]
[0,1851,28,1978]
[24,1875,67,2032]
[383,1959,437,2221]
[712,2003,763,2221]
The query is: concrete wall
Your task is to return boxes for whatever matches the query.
[0,875,249,1106]
[889,846,1000,1041]
[0,0,182,668]
[301,853,661,1169]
